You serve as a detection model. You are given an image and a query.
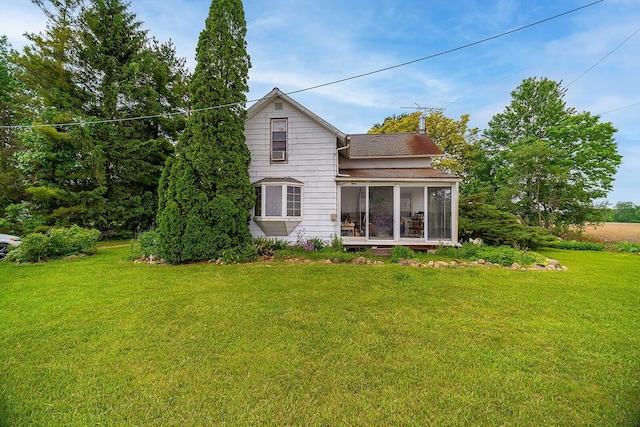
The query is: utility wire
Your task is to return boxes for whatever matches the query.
[599,101,640,116]
[442,24,640,110]
[566,25,640,87]
[285,0,604,96]
[0,0,604,130]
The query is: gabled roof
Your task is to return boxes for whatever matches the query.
[247,88,347,143]
[346,133,443,159]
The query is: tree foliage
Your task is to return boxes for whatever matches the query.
[157,0,253,264]
[480,77,621,230]
[458,193,554,250]
[0,37,28,232]
[7,0,188,237]
[609,202,640,223]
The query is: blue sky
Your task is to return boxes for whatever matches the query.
[3,0,639,204]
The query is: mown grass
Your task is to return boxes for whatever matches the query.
[1,247,639,425]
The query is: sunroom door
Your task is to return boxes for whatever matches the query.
[368,186,394,239]
[427,187,452,240]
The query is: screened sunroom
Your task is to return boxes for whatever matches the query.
[337,179,459,247]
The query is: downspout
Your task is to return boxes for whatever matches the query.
[336,142,350,177]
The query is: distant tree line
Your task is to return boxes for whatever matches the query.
[605,202,640,223]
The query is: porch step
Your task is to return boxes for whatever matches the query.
[371,247,392,257]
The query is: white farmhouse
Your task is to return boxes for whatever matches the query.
[246,88,461,248]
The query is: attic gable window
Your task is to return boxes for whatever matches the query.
[271,118,287,162]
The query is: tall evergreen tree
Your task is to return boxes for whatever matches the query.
[157,0,253,263]
[11,0,187,236]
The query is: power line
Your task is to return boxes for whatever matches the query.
[0,0,605,130]
[285,0,605,96]
[566,25,640,87]
[599,101,640,116]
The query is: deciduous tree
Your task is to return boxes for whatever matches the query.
[481,77,621,230]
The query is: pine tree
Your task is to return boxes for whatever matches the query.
[11,0,187,236]
[75,0,185,236]
[157,0,253,263]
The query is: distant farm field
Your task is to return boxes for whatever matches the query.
[582,222,640,242]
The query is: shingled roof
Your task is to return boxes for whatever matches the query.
[347,133,443,158]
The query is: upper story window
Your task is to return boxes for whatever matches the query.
[271,118,287,162]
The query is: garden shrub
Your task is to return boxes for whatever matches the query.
[221,243,259,263]
[330,234,344,252]
[291,227,326,252]
[6,233,50,263]
[545,240,604,251]
[48,225,99,257]
[308,237,326,251]
[390,246,415,263]
[616,239,640,254]
[139,230,161,257]
[252,236,289,257]
[436,242,545,267]
[6,225,99,262]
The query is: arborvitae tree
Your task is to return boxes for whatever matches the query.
[157,0,253,263]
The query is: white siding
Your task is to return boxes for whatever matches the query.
[245,98,339,242]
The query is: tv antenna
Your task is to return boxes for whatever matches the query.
[400,103,445,116]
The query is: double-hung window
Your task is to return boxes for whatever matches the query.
[271,119,287,162]
[287,186,301,216]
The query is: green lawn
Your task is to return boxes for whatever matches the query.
[1,247,639,425]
